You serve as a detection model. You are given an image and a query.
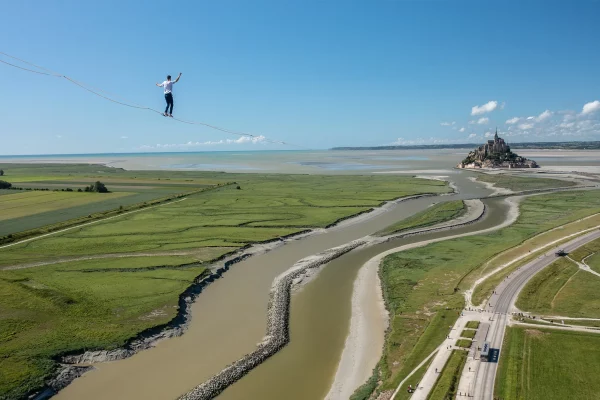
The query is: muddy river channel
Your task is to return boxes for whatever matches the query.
[56,172,504,400]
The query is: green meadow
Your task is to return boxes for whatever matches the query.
[495,327,600,400]
[0,256,205,399]
[357,189,600,399]
[0,191,132,221]
[516,257,600,319]
[474,172,576,192]
[376,200,465,236]
[0,163,451,399]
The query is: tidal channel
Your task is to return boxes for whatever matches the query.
[56,172,502,400]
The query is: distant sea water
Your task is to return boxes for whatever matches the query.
[1,149,599,174]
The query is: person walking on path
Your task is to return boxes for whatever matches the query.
[156,73,182,117]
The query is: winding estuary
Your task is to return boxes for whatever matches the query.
[56,172,505,400]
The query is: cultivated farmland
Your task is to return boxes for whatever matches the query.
[0,191,132,222]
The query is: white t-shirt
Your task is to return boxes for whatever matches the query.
[160,80,174,94]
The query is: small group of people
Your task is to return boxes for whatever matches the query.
[156,73,182,117]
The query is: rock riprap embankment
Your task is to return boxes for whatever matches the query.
[177,239,366,400]
[176,199,488,400]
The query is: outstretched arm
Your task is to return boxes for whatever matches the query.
[156,82,163,87]
[174,73,182,83]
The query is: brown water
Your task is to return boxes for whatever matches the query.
[217,197,509,400]
[56,172,496,400]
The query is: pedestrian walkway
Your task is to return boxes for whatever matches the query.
[409,310,481,400]
[457,322,489,397]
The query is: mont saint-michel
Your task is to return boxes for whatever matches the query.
[457,130,539,169]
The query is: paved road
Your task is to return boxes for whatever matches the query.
[471,228,600,399]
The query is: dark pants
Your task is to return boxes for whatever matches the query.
[164,93,174,114]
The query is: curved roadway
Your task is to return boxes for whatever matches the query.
[471,228,600,399]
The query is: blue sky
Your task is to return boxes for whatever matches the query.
[1,0,599,155]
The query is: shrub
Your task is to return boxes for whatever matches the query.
[0,180,12,189]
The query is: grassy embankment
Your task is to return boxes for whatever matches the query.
[570,237,600,273]
[473,172,577,192]
[544,319,600,328]
[0,256,206,399]
[426,350,468,400]
[495,327,600,400]
[516,257,600,319]
[352,190,600,400]
[471,211,600,306]
[376,200,465,236]
[0,166,451,399]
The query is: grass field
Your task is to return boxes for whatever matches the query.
[0,164,452,399]
[0,175,449,268]
[376,200,465,236]
[0,256,206,399]
[0,164,225,237]
[0,191,133,222]
[471,211,600,306]
[474,173,576,192]
[568,237,600,262]
[460,329,476,339]
[427,350,467,400]
[465,321,480,329]
[569,237,600,273]
[588,253,600,273]
[455,339,472,348]
[516,257,600,318]
[358,190,600,399]
[542,319,600,328]
[495,327,600,400]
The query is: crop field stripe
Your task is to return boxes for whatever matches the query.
[0,197,189,250]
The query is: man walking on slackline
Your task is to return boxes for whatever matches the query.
[156,72,182,117]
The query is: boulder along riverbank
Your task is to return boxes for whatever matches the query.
[39,192,446,400]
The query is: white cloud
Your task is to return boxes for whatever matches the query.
[582,100,600,115]
[459,127,465,132]
[506,117,520,124]
[536,110,553,122]
[518,123,534,130]
[471,100,498,116]
[526,116,535,120]
[120,136,128,139]
[140,135,267,150]
[391,137,465,146]
[477,117,489,125]
[484,131,494,137]
[440,121,456,126]
[468,133,477,138]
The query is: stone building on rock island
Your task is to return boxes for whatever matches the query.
[457,129,539,169]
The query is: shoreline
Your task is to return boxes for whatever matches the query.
[325,197,519,399]
[467,176,513,196]
[33,186,452,399]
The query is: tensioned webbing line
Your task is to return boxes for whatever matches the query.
[0,51,300,148]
